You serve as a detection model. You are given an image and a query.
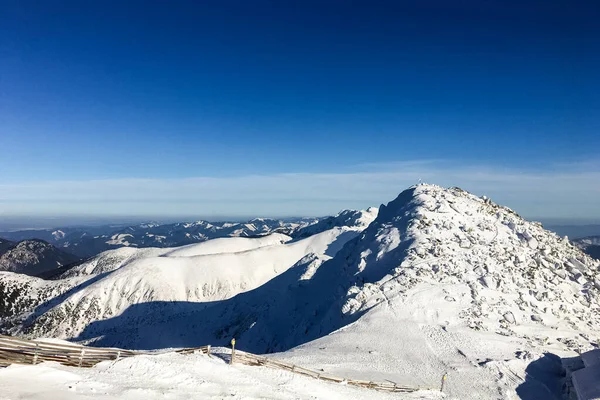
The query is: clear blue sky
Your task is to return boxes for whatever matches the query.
[1,1,599,219]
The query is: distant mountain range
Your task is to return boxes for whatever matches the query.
[2,208,598,281]
[0,216,341,258]
[573,236,600,260]
[0,210,379,276]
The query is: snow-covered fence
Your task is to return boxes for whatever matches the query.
[233,350,423,393]
[0,334,210,368]
[0,335,423,393]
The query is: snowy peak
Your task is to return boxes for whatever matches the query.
[293,207,378,238]
[336,184,599,347]
[0,239,81,277]
[51,230,66,240]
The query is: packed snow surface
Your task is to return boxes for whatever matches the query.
[0,352,439,400]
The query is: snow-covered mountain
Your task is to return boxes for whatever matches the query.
[0,239,81,277]
[0,227,363,339]
[573,235,600,259]
[108,185,597,348]
[293,208,378,238]
[2,184,599,398]
[0,215,347,258]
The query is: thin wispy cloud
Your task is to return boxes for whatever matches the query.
[0,160,598,218]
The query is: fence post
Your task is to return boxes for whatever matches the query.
[78,348,85,368]
[116,351,121,361]
[230,338,236,365]
[206,345,211,356]
[32,343,39,365]
[440,373,447,392]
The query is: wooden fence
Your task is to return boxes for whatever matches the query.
[233,350,423,393]
[0,335,425,393]
[0,334,210,368]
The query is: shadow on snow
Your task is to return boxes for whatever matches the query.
[516,352,581,400]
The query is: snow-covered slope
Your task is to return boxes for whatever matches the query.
[57,184,599,399]
[57,234,292,279]
[4,229,361,339]
[0,271,88,336]
[0,352,426,400]
[293,208,378,238]
[162,233,291,257]
[0,239,81,277]
[275,184,600,398]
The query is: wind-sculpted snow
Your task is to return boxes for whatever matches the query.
[20,184,599,355]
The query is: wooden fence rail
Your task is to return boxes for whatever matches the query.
[233,350,424,393]
[0,334,209,368]
[0,335,425,393]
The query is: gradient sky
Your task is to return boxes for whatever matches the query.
[1,1,599,219]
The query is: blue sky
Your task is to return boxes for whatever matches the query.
[1,1,598,219]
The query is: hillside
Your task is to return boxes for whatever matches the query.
[0,239,81,277]
[1,228,363,339]
[34,184,596,399]
[272,184,600,397]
